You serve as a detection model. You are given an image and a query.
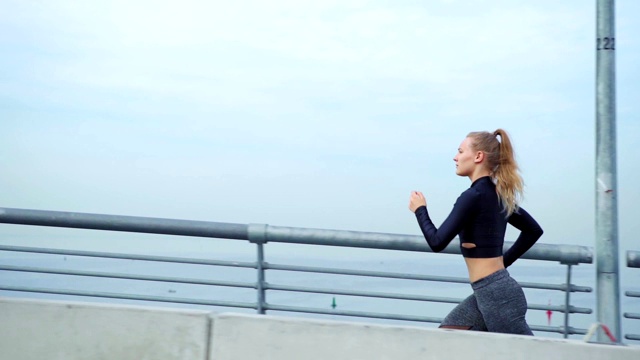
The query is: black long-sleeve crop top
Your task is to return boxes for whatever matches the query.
[414,176,543,267]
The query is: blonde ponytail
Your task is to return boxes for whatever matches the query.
[467,129,523,216]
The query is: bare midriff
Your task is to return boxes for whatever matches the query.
[464,256,505,283]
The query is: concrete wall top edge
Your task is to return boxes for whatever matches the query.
[0,296,213,316]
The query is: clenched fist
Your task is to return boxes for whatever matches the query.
[409,191,427,213]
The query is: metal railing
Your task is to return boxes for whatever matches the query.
[0,207,594,337]
[625,251,640,341]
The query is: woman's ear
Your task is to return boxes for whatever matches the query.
[474,151,484,164]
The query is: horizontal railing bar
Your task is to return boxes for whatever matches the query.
[265,283,591,314]
[625,334,640,341]
[0,265,256,289]
[0,207,592,264]
[624,312,640,320]
[265,263,471,283]
[0,208,248,239]
[265,225,592,264]
[0,285,257,309]
[0,245,256,269]
[267,283,462,303]
[528,304,592,314]
[519,282,592,293]
[265,303,445,323]
[266,263,592,293]
[625,291,640,298]
[529,324,588,335]
[628,251,640,268]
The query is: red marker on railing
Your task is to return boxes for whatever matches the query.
[583,322,617,343]
[600,324,617,343]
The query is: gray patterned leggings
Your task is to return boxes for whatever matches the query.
[439,269,533,335]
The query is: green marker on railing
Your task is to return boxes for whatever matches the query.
[331,297,337,309]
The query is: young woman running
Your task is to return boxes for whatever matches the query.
[408,129,543,335]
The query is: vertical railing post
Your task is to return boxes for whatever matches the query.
[248,224,268,315]
[255,242,266,314]
[563,264,573,338]
[595,0,621,343]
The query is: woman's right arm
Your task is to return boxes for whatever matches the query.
[413,190,478,252]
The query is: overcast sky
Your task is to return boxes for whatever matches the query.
[1,0,639,259]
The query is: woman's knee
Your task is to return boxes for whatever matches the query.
[440,294,487,331]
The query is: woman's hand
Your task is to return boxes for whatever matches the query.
[409,191,427,213]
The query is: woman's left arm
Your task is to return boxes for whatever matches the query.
[503,208,544,267]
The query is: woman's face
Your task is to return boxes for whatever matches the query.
[454,137,476,177]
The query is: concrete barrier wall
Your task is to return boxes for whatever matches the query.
[0,298,211,360]
[209,313,640,360]
[1,297,638,360]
